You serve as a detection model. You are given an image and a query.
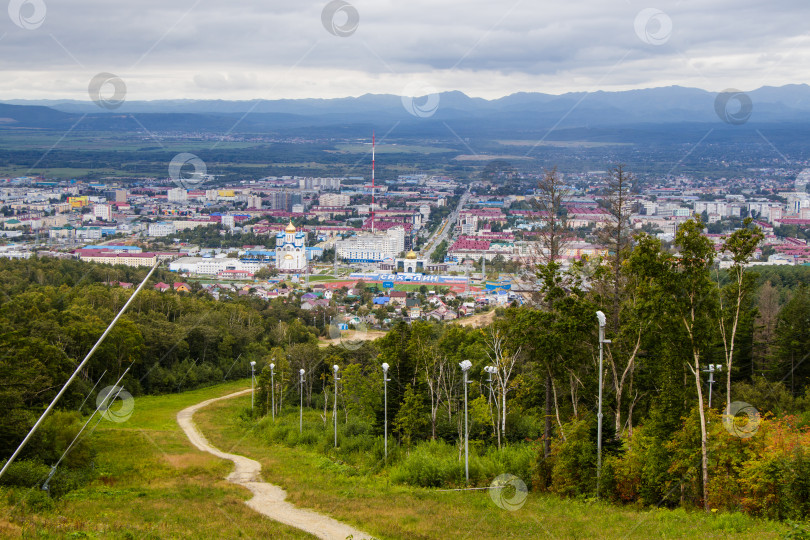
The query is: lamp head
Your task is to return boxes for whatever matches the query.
[299,368,305,375]
[250,361,256,367]
[269,363,275,369]
[382,362,389,373]
[459,360,472,372]
[596,310,606,328]
[333,364,340,373]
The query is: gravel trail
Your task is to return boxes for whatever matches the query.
[177,389,372,540]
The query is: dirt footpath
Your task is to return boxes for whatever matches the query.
[177,390,373,540]
[457,309,496,328]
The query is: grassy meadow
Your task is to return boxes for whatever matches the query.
[196,394,794,540]
[0,381,797,539]
[0,380,313,539]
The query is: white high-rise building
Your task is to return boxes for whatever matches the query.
[299,177,342,190]
[247,195,263,209]
[93,204,112,221]
[148,222,174,237]
[167,188,188,202]
[336,226,406,262]
[275,221,307,273]
[320,193,351,207]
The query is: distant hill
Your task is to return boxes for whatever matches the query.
[0,103,74,128]
[4,85,810,143]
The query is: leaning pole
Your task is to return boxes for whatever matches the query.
[0,261,160,480]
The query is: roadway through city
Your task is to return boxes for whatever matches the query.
[422,188,470,259]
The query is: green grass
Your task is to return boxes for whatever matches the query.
[0,131,259,152]
[195,397,793,540]
[0,380,314,539]
[305,275,341,282]
[0,167,134,179]
[496,139,632,147]
[0,382,795,539]
[333,144,456,154]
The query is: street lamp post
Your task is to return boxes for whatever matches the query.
[250,361,256,412]
[596,310,611,498]
[459,360,472,485]
[484,366,494,402]
[333,365,340,448]
[269,362,275,421]
[382,362,390,460]
[484,365,495,441]
[703,364,723,409]
[299,368,305,433]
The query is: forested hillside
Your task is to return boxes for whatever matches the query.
[2,230,810,521]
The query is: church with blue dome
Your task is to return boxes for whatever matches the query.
[275,220,307,273]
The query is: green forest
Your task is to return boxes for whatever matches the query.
[1,217,810,526]
[244,218,810,523]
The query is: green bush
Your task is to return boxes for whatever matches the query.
[299,429,320,446]
[482,444,536,489]
[509,409,544,441]
[5,487,55,512]
[549,417,597,498]
[391,440,463,487]
[47,466,97,499]
[0,459,50,488]
[390,439,536,489]
[36,410,95,468]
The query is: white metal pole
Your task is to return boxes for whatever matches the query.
[464,368,469,485]
[459,360,471,484]
[270,363,275,421]
[299,369,305,433]
[382,362,389,460]
[0,260,159,481]
[597,334,603,497]
[250,361,256,411]
[596,310,607,499]
[333,365,340,448]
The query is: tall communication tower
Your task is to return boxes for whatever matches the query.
[371,133,376,234]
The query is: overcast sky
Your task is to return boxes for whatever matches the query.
[0,0,808,101]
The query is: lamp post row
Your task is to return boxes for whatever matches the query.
[256,310,610,493]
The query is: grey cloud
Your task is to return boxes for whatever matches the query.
[0,0,808,98]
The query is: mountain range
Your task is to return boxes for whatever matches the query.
[2,85,810,143]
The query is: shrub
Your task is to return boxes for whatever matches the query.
[390,440,464,487]
[36,410,95,468]
[482,444,536,489]
[549,417,597,498]
[605,429,646,503]
[0,459,50,489]
[390,439,537,489]
[5,487,55,512]
[738,416,810,520]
